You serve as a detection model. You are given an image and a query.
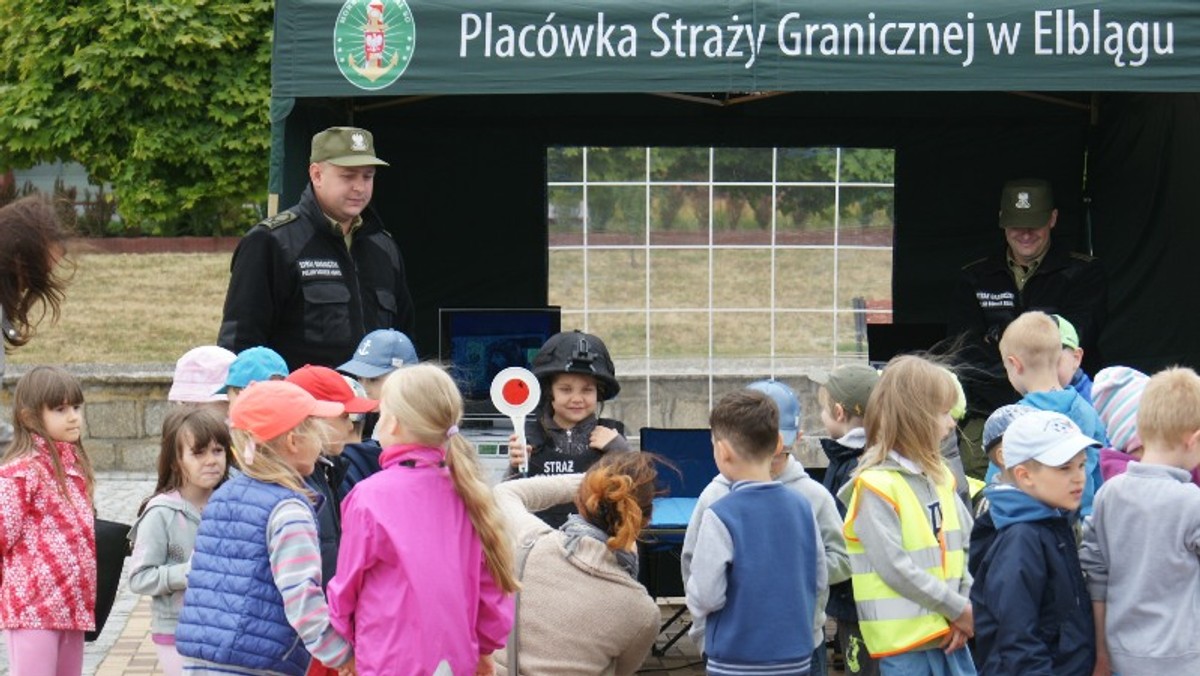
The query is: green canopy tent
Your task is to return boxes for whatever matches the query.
[270,0,1200,370]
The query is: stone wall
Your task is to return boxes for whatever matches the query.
[2,366,834,472]
[1,365,174,472]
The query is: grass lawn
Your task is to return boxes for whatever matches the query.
[10,252,233,366]
[10,247,891,366]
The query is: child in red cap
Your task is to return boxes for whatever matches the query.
[286,365,379,589]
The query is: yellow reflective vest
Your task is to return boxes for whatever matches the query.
[843,467,966,658]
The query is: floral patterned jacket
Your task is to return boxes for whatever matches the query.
[0,434,96,630]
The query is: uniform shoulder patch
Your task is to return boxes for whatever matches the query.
[260,211,298,230]
[1069,251,1096,262]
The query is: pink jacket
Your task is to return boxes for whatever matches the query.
[1100,447,1200,486]
[327,444,513,675]
[0,435,96,630]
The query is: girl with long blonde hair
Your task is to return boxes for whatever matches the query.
[327,363,517,676]
[841,355,977,674]
[173,381,354,676]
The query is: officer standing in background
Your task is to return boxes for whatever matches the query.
[949,178,1107,477]
[218,126,415,371]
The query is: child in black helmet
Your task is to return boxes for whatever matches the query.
[506,330,631,527]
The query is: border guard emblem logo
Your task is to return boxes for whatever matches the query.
[335,0,415,90]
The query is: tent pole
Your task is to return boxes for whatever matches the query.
[354,95,441,113]
[1008,92,1091,112]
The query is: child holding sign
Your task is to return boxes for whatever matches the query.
[506,330,631,527]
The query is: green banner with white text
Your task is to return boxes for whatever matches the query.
[273,0,1200,96]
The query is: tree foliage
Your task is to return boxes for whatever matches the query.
[0,1,273,235]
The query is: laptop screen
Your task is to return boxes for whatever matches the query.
[438,308,561,411]
[866,323,948,366]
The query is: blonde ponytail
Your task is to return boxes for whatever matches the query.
[446,434,519,593]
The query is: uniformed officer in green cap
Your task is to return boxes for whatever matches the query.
[998,178,1057,287]
[218,126,414,371]
[949,178,1107,478]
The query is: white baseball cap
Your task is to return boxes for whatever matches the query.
[1002,410,1099,469]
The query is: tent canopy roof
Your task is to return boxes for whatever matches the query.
[274,0,1200,97]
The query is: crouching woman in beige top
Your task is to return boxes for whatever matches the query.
[493,452,661,676]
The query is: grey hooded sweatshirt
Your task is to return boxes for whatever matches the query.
[128,491,203,635]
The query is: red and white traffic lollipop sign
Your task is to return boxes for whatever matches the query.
[490,367,541,475]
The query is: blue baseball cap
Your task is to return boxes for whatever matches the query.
[337,329,418,379]
[982,404,1038,453]
[748,379,801,446]
[217,346,289,394]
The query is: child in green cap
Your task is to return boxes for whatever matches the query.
[1053,314,1094,404]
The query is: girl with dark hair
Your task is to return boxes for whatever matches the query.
[493,451,662,676]
[0,196,72,452]
[128,407,233,676]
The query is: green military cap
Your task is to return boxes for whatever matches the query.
[998,178,1054,229]
[1052,314,1080,350]
[310,127,390,167]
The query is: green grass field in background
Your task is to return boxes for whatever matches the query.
[11,247,891,365]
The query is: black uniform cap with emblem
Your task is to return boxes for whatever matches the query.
[998,178,1054,229]
[310,127,390,167]
[531,330,620,400]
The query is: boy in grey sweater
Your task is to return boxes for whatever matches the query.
[1080,367,1200,676]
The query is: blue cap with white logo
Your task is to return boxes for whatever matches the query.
[748,379,801,446]
[337,329,418,379]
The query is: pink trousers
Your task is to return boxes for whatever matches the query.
[5,629,84,676]
[155,643,184,676]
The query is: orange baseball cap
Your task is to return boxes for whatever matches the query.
[230,381,345,442]
[287,365,379,414]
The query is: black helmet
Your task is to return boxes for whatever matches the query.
[530,330,620,400]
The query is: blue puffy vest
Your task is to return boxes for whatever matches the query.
[175,474,314,676]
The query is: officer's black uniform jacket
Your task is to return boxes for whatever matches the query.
[218,185,414,370]
[949,241,1107,415]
